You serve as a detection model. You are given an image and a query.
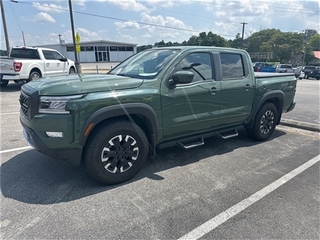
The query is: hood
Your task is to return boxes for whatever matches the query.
[27,74,144,95]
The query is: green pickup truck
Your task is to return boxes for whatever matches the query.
[19,46,297,184]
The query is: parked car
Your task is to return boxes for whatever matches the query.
[252,62,275,72]
[1,46,75,87]
[292,66,303,78]
[301,66,320,79]
[19,46,297,185]
[275,64,294,74]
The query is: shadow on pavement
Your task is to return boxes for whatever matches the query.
[1,128,286,204]
[0,82,24,92]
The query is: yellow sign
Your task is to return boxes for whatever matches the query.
[76,44,81,53]
[75,32,80,44]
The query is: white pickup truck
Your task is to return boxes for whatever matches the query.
[0,47,75,87]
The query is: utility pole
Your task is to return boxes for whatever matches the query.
[1,0,11,56]
[68,0,81,73]
[22,31,26,45]
[240,22,247,49]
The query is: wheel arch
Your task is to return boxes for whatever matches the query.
[246,90,284,128]
[69,66,75,74]
[79,103,158,157]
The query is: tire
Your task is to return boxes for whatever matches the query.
[69,67,75,74]
[28,71,41,82]
[246,103,278,141]
[83,120,149,185]
[1,80,9,87]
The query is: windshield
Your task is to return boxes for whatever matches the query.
[108,49,180,79]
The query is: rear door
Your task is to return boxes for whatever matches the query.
[161,52,221,139]
[219,52,255,125]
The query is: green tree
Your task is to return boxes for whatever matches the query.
[137,45,153,52]
[228,33,242,49]
[309,34,320,51]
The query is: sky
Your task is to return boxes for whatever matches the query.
[1,0,319,50]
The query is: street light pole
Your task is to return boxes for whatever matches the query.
[68,0,81,73]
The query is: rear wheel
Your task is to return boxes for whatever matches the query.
[246,103,278,141]
[28,71,41,82]
[83,120,149,185]
[1,80,9,87]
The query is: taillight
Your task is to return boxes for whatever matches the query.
[14,62,22,72]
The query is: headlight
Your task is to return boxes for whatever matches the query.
[39,95,84,114]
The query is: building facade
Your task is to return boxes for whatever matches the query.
[33,40,137,63]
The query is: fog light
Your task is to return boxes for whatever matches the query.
[46,132,63,137]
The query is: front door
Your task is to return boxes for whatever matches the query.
[161,52,221,140]
[42,50,67,76]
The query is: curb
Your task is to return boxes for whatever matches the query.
[280,118,320,132]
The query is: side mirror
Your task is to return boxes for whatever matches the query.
[168,70,194,88]
[59,57,68,62]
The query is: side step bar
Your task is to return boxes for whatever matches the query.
[216,128,239,139]
[177,136,204,149]
[157,127,241,150]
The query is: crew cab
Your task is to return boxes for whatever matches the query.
[19,46,297,185]
[1,46,75,87]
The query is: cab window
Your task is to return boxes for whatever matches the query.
[173,52,213,82]
[220,53,245,80]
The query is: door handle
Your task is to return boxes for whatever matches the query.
[244,84,251,91]
[210,87,219,95]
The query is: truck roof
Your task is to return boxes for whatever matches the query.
[11,46,59,51]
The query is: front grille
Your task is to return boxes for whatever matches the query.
[20,90,30,119]
[19,84,39,120]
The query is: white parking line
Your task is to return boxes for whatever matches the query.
[0,112,20,116]
[178,154,320,240]
[0,146,32,154]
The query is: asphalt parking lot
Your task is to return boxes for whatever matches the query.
[0,79,319,239]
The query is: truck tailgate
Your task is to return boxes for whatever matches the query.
[0,57,16,75]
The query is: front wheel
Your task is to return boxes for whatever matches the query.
[246,103,278,141]
[83,120,149,185]
[69,67,75,74]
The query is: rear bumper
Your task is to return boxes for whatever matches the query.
[2,74,21,80]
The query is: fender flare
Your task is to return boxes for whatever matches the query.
[246,90,285,128]
[79,103,159,156]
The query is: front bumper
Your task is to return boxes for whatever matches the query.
[21,118,83,166]
[286,101,296,113]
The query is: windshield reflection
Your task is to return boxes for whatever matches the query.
[108,49,180,79]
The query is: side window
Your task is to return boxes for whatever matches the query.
[42,50,54,60]
[174,52,213,82]
[220,53,245,80]
[51,51,64,60]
